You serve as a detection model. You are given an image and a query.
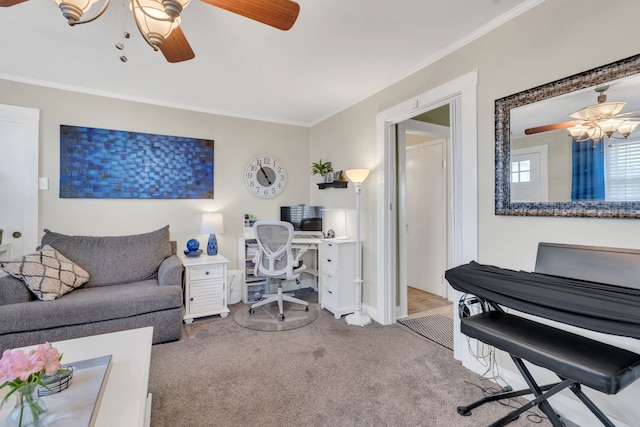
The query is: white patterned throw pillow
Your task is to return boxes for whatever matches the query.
[0,245,90,301]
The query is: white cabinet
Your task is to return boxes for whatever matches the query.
[238,229,269,303]
[320,239,357,319]
[181,254,230,323]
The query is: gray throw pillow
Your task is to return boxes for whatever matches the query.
[0,245,90,301]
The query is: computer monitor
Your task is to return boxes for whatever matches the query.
[280,205,323,235]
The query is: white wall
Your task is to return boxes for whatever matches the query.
[2,0,640,423]
[310,1,640,425]
[0,80,310,269]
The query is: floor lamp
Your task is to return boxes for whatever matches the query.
[344,168,372,327]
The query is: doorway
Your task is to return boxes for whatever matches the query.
[376,70,478,364]
[0,104,39,258]
[398,117,450,317]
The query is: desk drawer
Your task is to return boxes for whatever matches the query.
[322,256,338,275]
[322,241,339,259]
[322,280,337,306]
[189,264,224,281]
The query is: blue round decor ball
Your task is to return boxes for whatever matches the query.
[186,239,200,252]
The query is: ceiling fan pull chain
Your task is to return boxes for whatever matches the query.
[115,0,129,62]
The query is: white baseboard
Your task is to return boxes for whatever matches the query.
[145,392,152,427]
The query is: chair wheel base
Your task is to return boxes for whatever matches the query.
[278,314,285,321]
[305,306,309,312]
[457,406,471,416]
[249,308,255,315]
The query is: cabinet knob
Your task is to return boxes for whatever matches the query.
[205,271,210,275]
[190,297,194,301]
[327,259,332,263]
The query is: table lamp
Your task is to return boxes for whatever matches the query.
[344,168,371,327]
[200,213,224,256]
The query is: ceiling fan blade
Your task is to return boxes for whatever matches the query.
[160,27,195,63]
[0,0,28,6]
[202,0,300,31]
[616,109,640,119]
[524,121,580,135]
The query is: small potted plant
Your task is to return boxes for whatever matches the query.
[311,159,334,183]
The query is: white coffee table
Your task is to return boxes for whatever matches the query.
[0,327,153,427]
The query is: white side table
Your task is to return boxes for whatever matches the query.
[180,254,230,323]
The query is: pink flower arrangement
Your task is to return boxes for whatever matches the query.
[0,343,62,404]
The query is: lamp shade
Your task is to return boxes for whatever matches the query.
[200,213,224,234]
[130,0,179,50]
[345,169,370,184]
[617,120,640,138]
[53,0,101,25]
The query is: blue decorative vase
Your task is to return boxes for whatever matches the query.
[186,239,200,252]
[207,234,218,256]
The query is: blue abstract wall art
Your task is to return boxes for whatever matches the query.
[59,125,214,199]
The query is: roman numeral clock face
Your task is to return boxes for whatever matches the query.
[244,155,287,199]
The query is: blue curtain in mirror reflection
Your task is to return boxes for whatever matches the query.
[571,138,605,200]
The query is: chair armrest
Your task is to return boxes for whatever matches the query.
[293,247,308,263]
[0,273,35,305]
[158,255,183,287]
[252,250,262,277]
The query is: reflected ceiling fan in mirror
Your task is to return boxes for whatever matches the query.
[524,85,640,143]
[0,0,300,63]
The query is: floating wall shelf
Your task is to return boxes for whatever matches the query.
[317,181,348,189]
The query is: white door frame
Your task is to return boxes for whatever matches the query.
[0,104,39,256]
[375,70,478,363]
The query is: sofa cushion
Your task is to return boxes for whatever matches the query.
[39,226,172,288]
[0,245,90,301]
[0,280,182,335]
[0,274,36,305]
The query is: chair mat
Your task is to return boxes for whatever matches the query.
[234,289,319,331]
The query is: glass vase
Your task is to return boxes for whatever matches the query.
[6,382,48,427]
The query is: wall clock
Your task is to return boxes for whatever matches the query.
[244,154,287,199]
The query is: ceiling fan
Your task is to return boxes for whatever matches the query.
[524,85,640,142]
[0,0,300,63]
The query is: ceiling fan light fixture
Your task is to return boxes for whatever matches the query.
[131,0,178,50]
[616,120,640,138]
[570,101,626,120]
[596,118,624,138]
[52,0,106,25]
[162,0,189,19]
[587,126,604,142]
[567,124,590,139]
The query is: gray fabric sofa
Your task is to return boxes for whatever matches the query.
[0,226,183,352]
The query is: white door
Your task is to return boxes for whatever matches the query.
[406,140,446,295]
[510,145,548,202]
[0,104,40,258]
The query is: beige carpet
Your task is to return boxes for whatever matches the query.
[148,301,556,427]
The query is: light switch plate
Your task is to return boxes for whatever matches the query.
[38,177,49,190]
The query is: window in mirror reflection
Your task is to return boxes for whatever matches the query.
[605,137,640,200]
[511,160,530,183]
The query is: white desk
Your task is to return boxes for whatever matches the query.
[241,229,328,296]
[291,237,322,290]
[0,327,153,427]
